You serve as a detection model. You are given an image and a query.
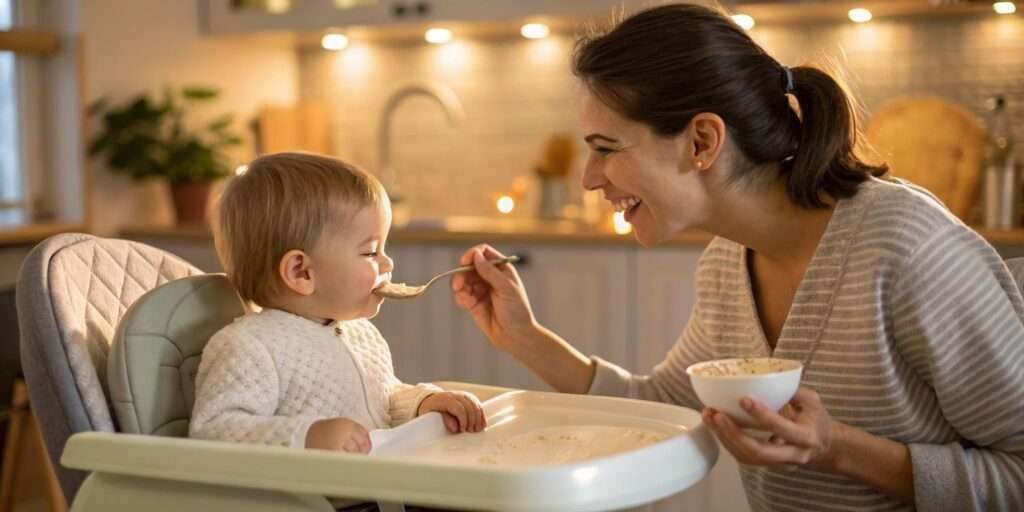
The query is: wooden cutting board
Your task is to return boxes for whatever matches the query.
[865,96,987,221]
[255,102,331,155]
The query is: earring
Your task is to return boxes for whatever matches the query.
[696,160,704,170]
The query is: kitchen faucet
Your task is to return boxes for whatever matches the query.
[376,82,465,209]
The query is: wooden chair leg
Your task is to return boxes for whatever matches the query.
[28,406,67,512]
[0,379,29,512]
[0,379,67,512]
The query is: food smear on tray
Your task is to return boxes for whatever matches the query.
[397,425,671,467]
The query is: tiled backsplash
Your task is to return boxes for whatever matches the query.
[299,13,1024,219]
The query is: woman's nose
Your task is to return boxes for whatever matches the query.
[581,157,606,191]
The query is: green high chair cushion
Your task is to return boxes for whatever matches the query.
[108,274,245,437]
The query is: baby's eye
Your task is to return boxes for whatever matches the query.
[362,251,378,257]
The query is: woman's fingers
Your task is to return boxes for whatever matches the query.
[458,244,488,265]
[472,249,507,286]
[710,411,810,465]
[741,397,812,446]
[790,387,821,408]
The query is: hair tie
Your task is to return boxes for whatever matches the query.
[782,66,794,94]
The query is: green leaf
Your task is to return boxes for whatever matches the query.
[207,115,234,132]
[182,86,218,100]
[86,84,239,183]
[87,98,108,117]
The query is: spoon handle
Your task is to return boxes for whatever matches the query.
[435,255,521,281]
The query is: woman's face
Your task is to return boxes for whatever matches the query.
[580,91,710,246]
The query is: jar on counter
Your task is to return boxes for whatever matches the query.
[982,95,1020,230]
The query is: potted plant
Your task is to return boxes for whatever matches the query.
[87,86,243,225]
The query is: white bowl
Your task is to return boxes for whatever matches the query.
[686,358,803,424]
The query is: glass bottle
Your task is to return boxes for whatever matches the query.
[983,95,1019,230]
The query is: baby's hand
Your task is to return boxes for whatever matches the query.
[305,417,371,454]
[417,391,487,433]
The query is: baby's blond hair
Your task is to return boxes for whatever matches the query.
[213,152,385,306]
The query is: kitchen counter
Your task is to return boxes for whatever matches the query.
[121,217,714,246]
[120,219,1024,248]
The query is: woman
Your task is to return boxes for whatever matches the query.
[451,4,1024,512]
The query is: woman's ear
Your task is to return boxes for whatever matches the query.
[278,249,316,296]
[684,113,726,172]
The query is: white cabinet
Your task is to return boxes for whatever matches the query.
[493,243,630,391]
[201,0,643,35]
[630,247,702,372]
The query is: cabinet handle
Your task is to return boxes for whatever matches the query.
[414,1,430,16]
[391,3,407,18]
[509,251,530,268]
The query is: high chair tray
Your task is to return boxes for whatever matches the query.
[62,388,716,512]
[366,390,718,511]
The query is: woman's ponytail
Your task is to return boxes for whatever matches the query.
[785,66,888,208]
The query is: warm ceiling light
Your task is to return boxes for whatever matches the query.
[612,211,632,235]
[496,195,515,214]
[265,0,291,13]
[321,33,349,51]
[425,28,453,44]
[994,2,1017,14]
[848,8,873,23]
[520,23,550,39]
[732,14,756,30]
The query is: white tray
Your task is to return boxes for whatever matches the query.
[367,390,718,512]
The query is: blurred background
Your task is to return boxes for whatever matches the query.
[0,1,1021,510]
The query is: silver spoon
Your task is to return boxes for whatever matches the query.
[374,255,521,299]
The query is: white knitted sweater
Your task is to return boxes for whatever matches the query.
[189,308,440,448]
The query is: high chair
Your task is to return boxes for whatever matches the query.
[16,233,468,511]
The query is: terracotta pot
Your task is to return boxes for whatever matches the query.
[169,181,211,225]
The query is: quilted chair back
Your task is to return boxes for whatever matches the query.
[16,233,201,502]
[108,274,245,437]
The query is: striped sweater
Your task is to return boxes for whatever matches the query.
[589,177,1024,511]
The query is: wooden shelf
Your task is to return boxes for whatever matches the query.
[972,228,1024,246]
[0,30,60,56]
[121,220,714,246]
[122,222,1024,248]
[0,223,87,247]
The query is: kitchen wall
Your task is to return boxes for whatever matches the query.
[299,12,1024,219]
[299,34,585,220]
[757,14,1024,141]
[78,0,300,235]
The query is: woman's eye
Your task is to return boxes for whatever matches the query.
[594,146,615,155]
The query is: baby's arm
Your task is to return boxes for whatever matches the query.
[190,332,319,448]
[388,382,443,426]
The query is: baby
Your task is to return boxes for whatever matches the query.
[190,152,486,454]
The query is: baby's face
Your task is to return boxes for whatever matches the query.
[310,200,394,321]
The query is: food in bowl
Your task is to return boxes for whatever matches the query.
[691,358,799,377]
[686,357,803,424]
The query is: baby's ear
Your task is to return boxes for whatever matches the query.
[279,249,315,296]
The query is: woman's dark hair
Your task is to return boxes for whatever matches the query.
[572,4,888,208]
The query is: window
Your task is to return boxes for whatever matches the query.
[0,0,22,224]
